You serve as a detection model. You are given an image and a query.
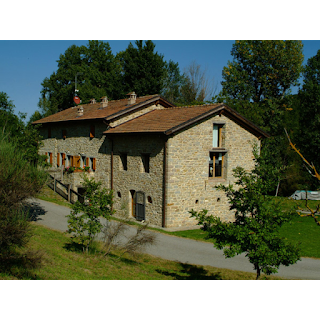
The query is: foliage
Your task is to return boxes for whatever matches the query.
[67,176,114,252]
[0,91,46,165]
[297,49,320,177]
[117,40,167,97]
[38,40,123,115]
[219,40,303,133]
[0,134,47,272]
[63,166,90,174]
[190,164,301,279]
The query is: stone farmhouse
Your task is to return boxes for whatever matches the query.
[33,92,269,229]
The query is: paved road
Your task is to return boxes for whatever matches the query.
[27,198,320,279]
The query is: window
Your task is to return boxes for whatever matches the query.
[81,155,87,168]
[67,155,73,167]
[87,157,96,171]
[46,152,53,165]
[141,154,150,173]
[209,152,223,178]
[120,153,127,171]
[213,124,223,148]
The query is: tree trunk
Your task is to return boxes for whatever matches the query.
[255,264,261,280]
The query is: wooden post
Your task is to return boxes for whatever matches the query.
[68,184,71,203]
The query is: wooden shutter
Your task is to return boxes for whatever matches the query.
[62,153,66,166]
[45,152,48,163]
[57,153,60,167]
[86,158,89,167]
[70,156,74,167]
[92,158,96,171]
[74,156,81,168]
[90,125,95,138]
[49,153,53,165]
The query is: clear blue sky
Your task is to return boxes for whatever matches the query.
[1,40,320,122]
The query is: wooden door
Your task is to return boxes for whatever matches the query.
[135,191,145,221]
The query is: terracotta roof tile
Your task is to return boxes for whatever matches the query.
[104,104,224,134]
[32,94,160,124]
[104,103,269,138]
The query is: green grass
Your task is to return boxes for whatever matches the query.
[0,224,283,280]
[36,185,71,208]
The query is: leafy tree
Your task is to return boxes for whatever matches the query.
[117,40,167,96]
[190,160,300,279]
[0,133,47,275]
[297,49,320,176]
[0,92,46,166]
[67,176,114,253]
[219,40,304,133]
[39,41,122,115]
[161,60,186,103]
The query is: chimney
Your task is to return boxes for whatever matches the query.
[127,91,137,105]
[100,96,108,108]
[77,106,84,117]
[90,98,96,104]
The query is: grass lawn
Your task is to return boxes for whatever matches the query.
[0,224,283,280]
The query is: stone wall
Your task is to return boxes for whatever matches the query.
[111,134,165,227]
[39,120,111,190]
[165,113,260,228]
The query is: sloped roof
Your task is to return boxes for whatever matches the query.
[104,103,269,138]
[32,95,174,124]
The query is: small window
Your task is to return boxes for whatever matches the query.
[47,152,53,165]
[141,154,150,173]
[81,156,87,168]
[209,152,223,178]
[67,155,73,167]
[88,157,96,171]
[92,158,96,171]
[213,124,223,148]
[120,153,127,171]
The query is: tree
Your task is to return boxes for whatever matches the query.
[190,160,300,279]
[296,49,320,175]
[180,61,216,105]
[161,60,186,104]
[219,40,304,133]
[0,133,47,275]
[67,176,114,253]
[118,40,167,96]
[1,92,46,166]
[39,41,122,115]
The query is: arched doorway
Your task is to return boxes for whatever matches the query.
[129,190,136,218]
[129,190,145,221]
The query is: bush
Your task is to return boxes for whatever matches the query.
[0,134,47,273]
[67,176,114,253]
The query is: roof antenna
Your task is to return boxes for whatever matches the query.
[73,72,83,105]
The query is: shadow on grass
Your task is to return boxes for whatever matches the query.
[23,201,47,221]
[156,262,223,280]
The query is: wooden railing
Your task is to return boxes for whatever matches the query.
[47,174,84,204]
